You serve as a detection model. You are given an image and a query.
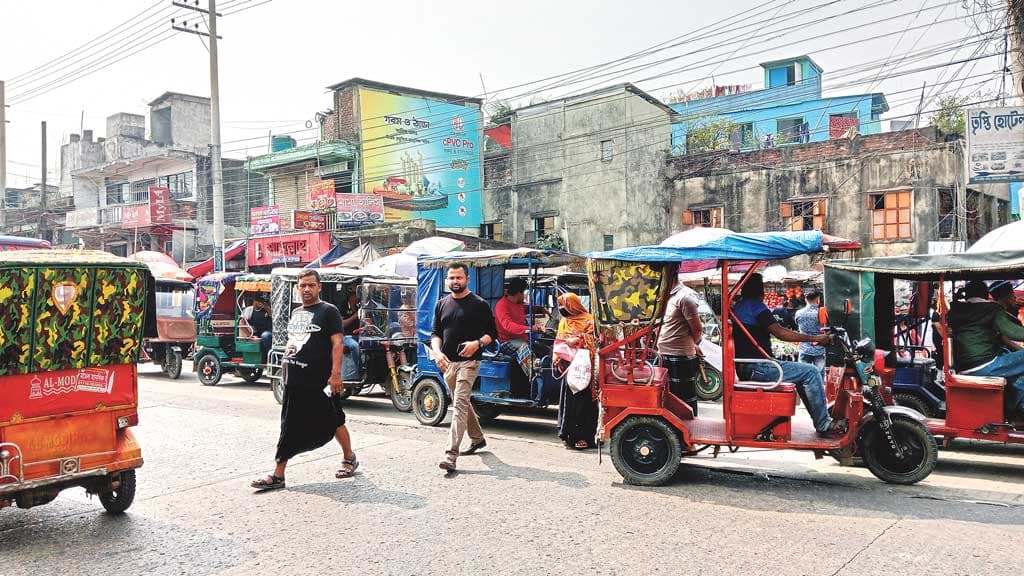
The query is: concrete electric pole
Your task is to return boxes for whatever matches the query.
[0,80,6,233]
[39,121,47,241]
[1010,0,1024,104]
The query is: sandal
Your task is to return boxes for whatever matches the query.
[573,440,589,450]
[335,454,359,479]
[250,474,285,491]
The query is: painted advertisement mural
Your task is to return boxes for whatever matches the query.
[358,87,482,228]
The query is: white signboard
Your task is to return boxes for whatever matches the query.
[965,106,1024,184]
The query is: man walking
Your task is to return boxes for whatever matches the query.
[430,263,498,472]
[795,289,827,377]
[250,269,358,491]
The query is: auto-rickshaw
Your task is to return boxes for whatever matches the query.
[0,250,154,512]
[192,272,273,386]
[142,278,196,379]
[825,250,1024,446]
[266,267,416,407]
[587,230,937,486]
[411,249,585,426]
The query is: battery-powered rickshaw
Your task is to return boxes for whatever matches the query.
[142,278,195,379]
[825,250,1024,446]
[587,230,938,486]
[267,268,417,407]
[411,249,585,426]
[0,250,154,512]
[192,272,273,386]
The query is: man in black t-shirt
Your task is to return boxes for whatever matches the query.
[431,263,498,471]
[250,270,359,491]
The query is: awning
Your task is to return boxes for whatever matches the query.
[187,240,246,278]
[418,248,583,269]
[825,249,1024,280]
[590,231,824,263]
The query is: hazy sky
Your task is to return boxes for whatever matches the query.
[0,0,1008,187]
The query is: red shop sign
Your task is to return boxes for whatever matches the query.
[247,231,332,267]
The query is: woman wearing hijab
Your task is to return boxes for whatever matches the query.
[554,292,599,450]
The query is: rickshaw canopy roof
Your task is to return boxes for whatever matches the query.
[825,249,1024,280]
[234,273,273,292]
[587,230,825,264]
[418,248,583,269]
[270,266,413,285]
[0,249,150,270]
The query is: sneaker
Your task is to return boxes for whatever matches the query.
[438,458,456,471]
[460,439,487,456]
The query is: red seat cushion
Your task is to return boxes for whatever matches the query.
[735,382,796,393]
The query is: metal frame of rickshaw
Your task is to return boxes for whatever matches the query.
[410,249,586,427]
[192,272,273,386]
[825,252,1024,446]
[589,231,938,486]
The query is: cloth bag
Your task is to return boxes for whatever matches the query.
[566,349,592,394]
[552,338,575,363]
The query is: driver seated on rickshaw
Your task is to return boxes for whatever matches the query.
[947,280,1024,424]
[241,295,273,356]
[494,277,549,379]
[341,290,362,381]
[731,274,846,437]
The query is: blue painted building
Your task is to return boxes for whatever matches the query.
[671,56,889,153]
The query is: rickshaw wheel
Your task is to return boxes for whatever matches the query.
[413,378,448,426]
[99,470,136,514]
[390,372,414,412]
[472,400,501,423]
[611,416,683,486]
[272,379,285,405]
[240,368,263,383]
[196,354,223,386]
[696,366,723,401]
[893,393,935,418]
[862,415,938,485]
[164,349,183,380]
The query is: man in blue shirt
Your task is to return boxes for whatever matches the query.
[794,289,827,378]
[732,274,846,437]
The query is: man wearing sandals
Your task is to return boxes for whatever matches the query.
[431,263,498,472]
[251,269,358,491]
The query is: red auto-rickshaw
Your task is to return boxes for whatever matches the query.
[0,250,154,512]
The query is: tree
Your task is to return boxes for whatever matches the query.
[930,95,968,136]
[487,101,513,127]
[683,119,738,153]
[535,233,566,251]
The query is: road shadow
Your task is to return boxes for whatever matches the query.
[288,476,427,510]
[932,456,1024,482]
[449,452,589,489]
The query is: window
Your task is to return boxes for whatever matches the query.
[683,206,724,228]
[107,243,128,257]
[479,222,503,241]
[535,215,556,237]
[780,199,826,231]
[106,180,128,205]
[130,179,155,204]
[158,171,195,200]
[601,140,614,162]
[869,190,912,241]
[776,118,804,144]
[768,64,800,88]
[937,187,956,239]
[603,234,614,251]
[729,123,755,149]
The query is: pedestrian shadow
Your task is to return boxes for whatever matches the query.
[287,475,427,510]
[449,451,589,488]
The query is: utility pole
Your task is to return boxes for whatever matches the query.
[39,121,47,242]
[1011,0,1024,104]
[0,80,6,233]
[171,0,225,271]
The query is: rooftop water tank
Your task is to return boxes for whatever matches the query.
[271,135,296,152]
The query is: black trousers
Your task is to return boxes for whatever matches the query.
[663,354,700,417]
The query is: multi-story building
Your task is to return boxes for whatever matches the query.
[1,183,66,244]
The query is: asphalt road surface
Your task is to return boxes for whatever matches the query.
[3,363,1023,576]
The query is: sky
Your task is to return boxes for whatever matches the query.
[0,0,1012,187]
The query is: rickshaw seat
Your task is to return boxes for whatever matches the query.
[948,373,1005,389]
[735,381,796,393]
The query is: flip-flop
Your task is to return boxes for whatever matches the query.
[251,475,285,491]
[335,455,359,479]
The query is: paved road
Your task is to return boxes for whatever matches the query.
[3,364,1023,576]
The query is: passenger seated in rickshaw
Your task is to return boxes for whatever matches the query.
[948,280,1024,423]
[989,281,1023,353]
[241,295,273,355]
[494,277,549,379]
[731,274,846,437]
[341,291,362,381]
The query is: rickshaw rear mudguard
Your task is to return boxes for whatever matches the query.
[602,407,691,446]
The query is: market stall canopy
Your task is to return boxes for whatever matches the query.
[418,248,583,269]
[364,252,417,278]
[403,236,465,256]
[592,230,825,263]
[315,243,381,269]
[825,249,1024,280]
[187,240,246,278]
[966,220,1024,253]
[130,250,193,282]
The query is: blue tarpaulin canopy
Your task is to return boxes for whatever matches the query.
[587,230,825,263]
[418,248,583,269]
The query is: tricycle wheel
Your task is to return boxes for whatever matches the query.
[893,393,934,418]
[610,416,682,486]
[196,354,222,386]
[412,377,448,426]
[862,415,938,485]
[164,348,183,380]
[239,367,263,383]
[696,365,723,401]
[472,400,501,423]
[272,378,285,405]
[389,371,414,412]
[99,470,136,514]
[338,387,353,400]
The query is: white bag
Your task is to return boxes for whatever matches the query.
[566,349,592,394]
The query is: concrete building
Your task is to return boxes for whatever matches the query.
[1,183,67,244]
[668,128,1011,261]
[482,83,675,253]
[670,56,889,153]
[61,93,266,262]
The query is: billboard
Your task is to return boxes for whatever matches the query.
[337,193,385,226]
[966,106,1024,184]
[308,180,336,212]
[358,87,482,228]
[293,210,327,231]
[250,206,281,237]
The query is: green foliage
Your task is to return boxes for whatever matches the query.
[535,233,566,251]
[930,95,968,136]
[488,101,513,127]
[684,119,738,153]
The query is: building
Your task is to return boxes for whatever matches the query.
[670,56,889,153]
[61,93,267,262]
[669,127,1011,260]
[244,78,485,267]
[482,83,675,253]
[1,183,67,245]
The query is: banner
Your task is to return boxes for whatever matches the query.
[337,193,385,226]
[293,210,327,231]
[966,106,1024,184]
[248,231,332,267]
[308,180,336,212]
[149,186,171,225]
[358,87,482,227]
[249,205,281,237]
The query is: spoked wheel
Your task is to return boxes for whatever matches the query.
[412,377,448,426]
[99,470,137,514]
[239,368,264,383]
[196,354,222,386]
[272,378,285,405]
[893,393,935,418]
[164,348,183,380]
[472,400,501,423]
[696,365,723,401]
[610,416,683,486]
[389,371,414,412]
[862,415,938,485]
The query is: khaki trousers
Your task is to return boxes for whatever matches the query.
[445,360,484,458]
